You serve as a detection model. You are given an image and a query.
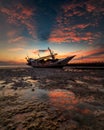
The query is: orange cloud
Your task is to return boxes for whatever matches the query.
[74,55,104,63]
[57,48,104,63]
[8,47,24,52]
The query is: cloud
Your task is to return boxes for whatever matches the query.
[0,3,37,39]
[78,48,104,59]
[57,47,104,63]
[7,30,18,38]
[48,0,102,44]
[8,47,24,52]
[85,0,104,14]
[86,4,96,13]
[33,49,49,54]
[74,55,104,63]
[62,2,84,13]
[62,0,104,15]
[72,24,89,29]
[48,25,101,44]
[8,36,25,43]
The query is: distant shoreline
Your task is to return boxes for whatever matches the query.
[0,65,29,68]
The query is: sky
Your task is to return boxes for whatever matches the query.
[0,0,104,64]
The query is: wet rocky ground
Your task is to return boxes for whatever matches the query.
[0,67,104,130]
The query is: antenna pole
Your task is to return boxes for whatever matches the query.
[48,47,55,59]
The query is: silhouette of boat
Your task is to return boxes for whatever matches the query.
[26,47,76,68]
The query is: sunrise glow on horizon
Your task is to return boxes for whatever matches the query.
[0,0,104,64]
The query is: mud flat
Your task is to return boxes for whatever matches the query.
[0,67,104,130]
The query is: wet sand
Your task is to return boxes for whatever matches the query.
[0,67,104,130]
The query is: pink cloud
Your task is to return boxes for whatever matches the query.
[48,23,100,44]
[48,1,101,44]
[85,0,104,14]
[72,24,89,29]
[86,4,96,12]
[62,3,83,13]
[0,3,37,39]
[62,0,104,15]
[7,30,18,38]
[8,36,24,43]
[72,10,85,16]
[61,2,85,18]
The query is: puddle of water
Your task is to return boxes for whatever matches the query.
[0,76,39,97]
[0,81,31,97]
[20,88,78,110]
[16,76,39,87]
[21,88,48,101]
[49,89,78,110]
[20,88,101,115]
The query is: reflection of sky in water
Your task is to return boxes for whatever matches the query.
[20,89,77,115]
[48,89,77,110]
[20,88,104,115]
[0,76,39,96]
[21,88,76,103]
[21,88,49,101]
[0,74,103,116]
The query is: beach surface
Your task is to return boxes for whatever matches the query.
[0,66,104,130]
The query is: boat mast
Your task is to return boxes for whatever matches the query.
[48,47,55,60]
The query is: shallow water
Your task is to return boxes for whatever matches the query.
[21,88,76,104]
[0,67,104,130]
